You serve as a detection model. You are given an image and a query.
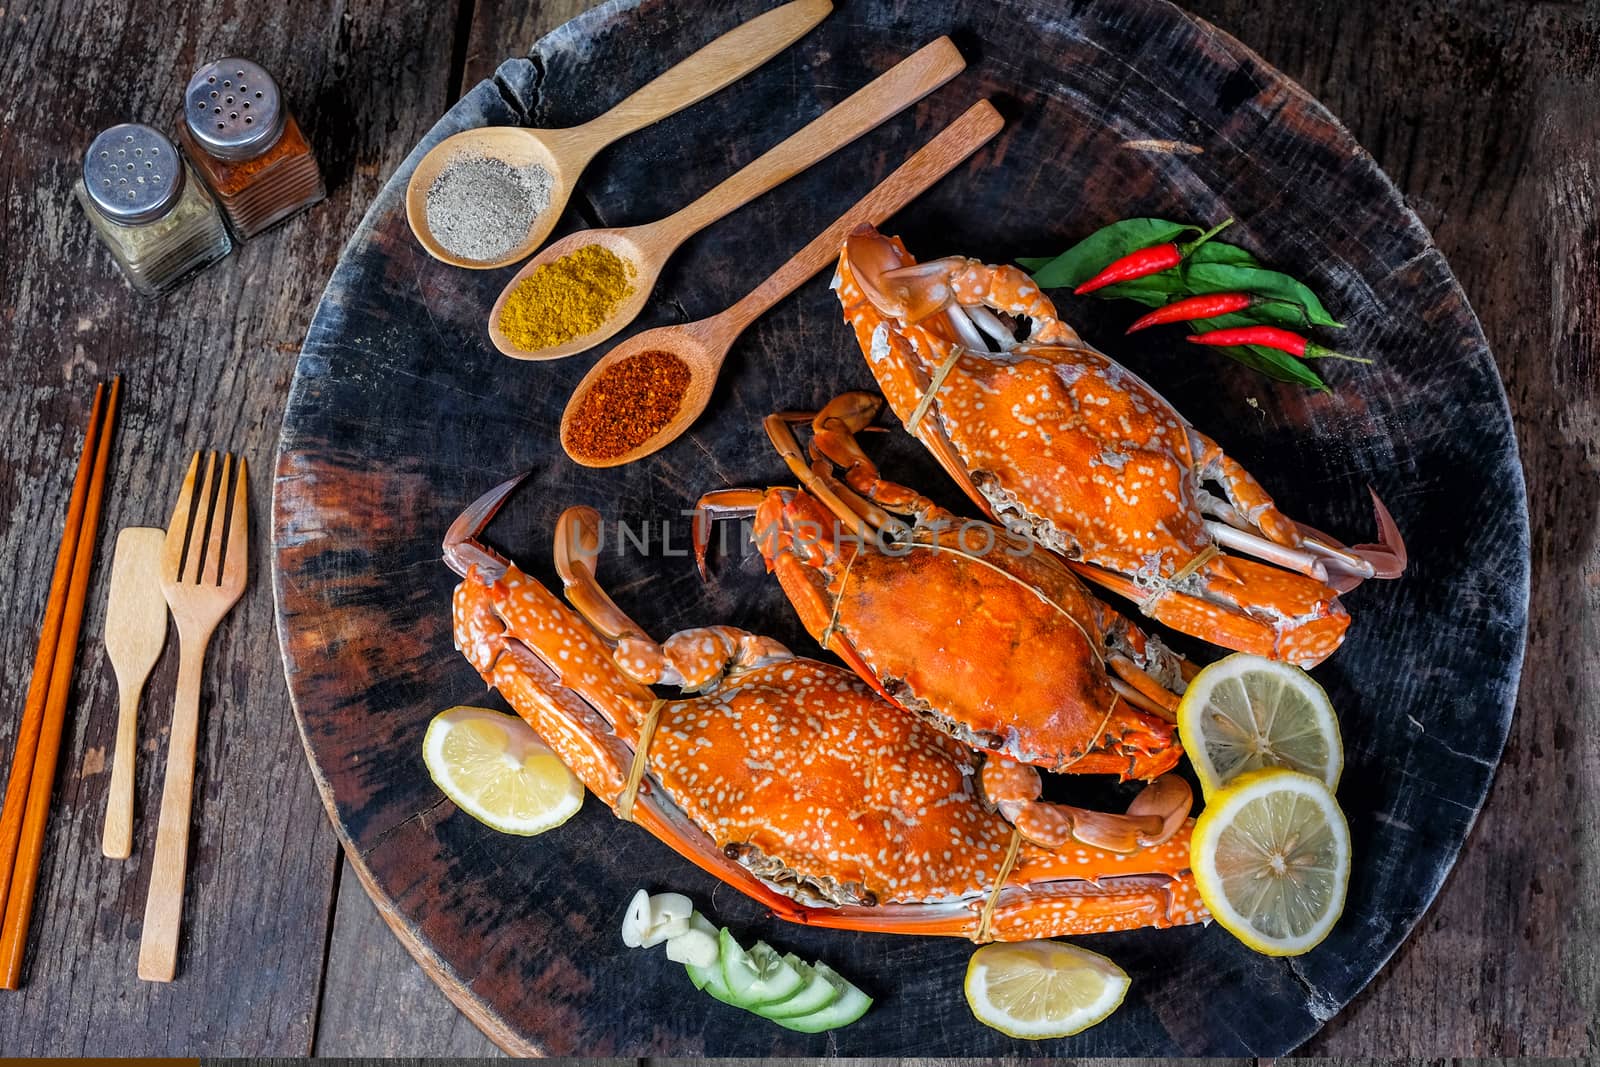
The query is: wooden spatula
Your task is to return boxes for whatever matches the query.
[101,527,168,859]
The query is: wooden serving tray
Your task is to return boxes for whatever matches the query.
[271,0,1527,1054]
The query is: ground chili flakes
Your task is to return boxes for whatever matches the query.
[565,350,692,460]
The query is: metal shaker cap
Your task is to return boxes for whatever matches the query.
[183,57,286,161]
[82,124,185,224]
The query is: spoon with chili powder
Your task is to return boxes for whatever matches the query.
[560,100,1003,468]
[491,36,967,363]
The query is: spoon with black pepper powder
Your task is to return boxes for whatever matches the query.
[405,0,832,269]
[560,101,1003,468]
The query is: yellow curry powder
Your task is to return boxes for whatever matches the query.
[498,243,636,350]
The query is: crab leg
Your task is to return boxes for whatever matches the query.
[1191,445,1401,586]
[1198,480,1398,587]
[868,247,1081,345]
[1071,557,1350,668]
[792,822,1205,940]
[980,760,1190,852]
[691,488,768,582]
[802,829,1205,941]
[1107,655,1180,720]
[1204,522,1329,581]
[1186,427,1304,546]
[768,402,958,531]
[1296,488,1409,591]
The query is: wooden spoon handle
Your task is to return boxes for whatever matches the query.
[102,684,141,859]
[137,624,213,982]
[663,36,967,241]
[721,99,1004,333]
[578,0,832,148]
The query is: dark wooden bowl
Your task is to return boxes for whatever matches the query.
[272,0,1528,1054]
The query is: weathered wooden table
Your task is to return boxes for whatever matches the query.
[0,0,1592,1057]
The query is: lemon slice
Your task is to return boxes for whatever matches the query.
[1191,767,1350,956]
[964,940,1129,1039]
[423,706,583,835]
[1178,653,1342,797]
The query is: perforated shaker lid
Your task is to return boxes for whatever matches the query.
[82,124,185,224]
[183,57,286,161]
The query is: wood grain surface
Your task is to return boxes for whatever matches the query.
[0,0,462,1053]
[0,0,1593,1058]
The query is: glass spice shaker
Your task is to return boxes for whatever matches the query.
[74,123,233,296]
[174,57,325,240]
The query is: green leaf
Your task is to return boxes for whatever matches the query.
[1177,263,1343,328]
[1188,317,1329,390]
[1187,241,1261,266]
[1228,346,1330,389]
[1024,218,1199,289]
[1097,275,1183,306]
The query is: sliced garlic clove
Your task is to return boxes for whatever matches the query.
[665,925,719,967]
[620,888,653,948]
[650,892,694,922]
[638,912,691,948]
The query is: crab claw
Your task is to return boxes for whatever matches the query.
[1351,488,1409,578]
[877,258,978,324]
[1125,774,1194,846]
[1298,488,1409,594]
[442,473,528,581]
[842,226,922,320]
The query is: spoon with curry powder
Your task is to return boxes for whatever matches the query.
[406,0,833,269]
[560,100,1004,468]
[489,36,967,362]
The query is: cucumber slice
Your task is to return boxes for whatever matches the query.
[757,955,840,1020]
[720,931,805,1008]
[771,962,872,1032]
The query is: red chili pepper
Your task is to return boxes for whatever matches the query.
[1075,244,1182,294]
[1185,325,1342,359]
[1126,292,1255,333]
[1074,218,1234,295]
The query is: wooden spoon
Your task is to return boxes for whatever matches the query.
[489,36,967,361]
[101,527,169,860]
[406,0,833,269]
[560,99,1005,468]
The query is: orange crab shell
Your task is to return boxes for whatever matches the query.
[752,487,1182,779]
[840,238,1209,577]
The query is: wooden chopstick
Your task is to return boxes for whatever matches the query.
[0,383,106,908]
[0,376,120,989]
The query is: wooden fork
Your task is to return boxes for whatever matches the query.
[138,452,248,982]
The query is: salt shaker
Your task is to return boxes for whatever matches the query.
[175,58,325,240]
[74,124,233,296]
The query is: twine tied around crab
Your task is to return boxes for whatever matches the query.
[616,697,667,822]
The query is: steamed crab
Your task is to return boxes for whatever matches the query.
[444,478,1204,941]
[833,226,1407,666]
[694,392,1195,853]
